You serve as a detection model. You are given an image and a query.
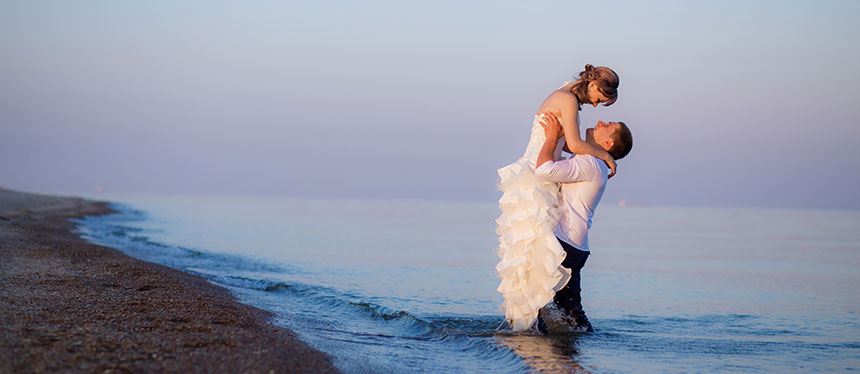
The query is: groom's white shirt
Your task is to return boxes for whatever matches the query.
[535,154,608,251]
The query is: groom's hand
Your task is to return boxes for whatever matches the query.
[540,112,563,142]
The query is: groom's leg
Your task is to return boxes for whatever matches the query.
[553,238,591,329]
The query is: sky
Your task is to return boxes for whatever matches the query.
[1,1,859,209]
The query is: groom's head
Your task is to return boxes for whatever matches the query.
[589,121,633,160]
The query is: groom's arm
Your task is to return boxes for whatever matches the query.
[536,114,598,183]
[536,156,599,183]
[536,114,563,169]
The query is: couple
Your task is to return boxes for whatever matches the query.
[495,64,633,333]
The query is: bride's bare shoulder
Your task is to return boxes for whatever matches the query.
[537,88,576,113]
[553,88,576,99]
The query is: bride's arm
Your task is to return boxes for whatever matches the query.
[559,94,617,177]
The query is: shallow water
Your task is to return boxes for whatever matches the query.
[73,194,860,372]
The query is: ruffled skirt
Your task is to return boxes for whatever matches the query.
[495,156,571,331]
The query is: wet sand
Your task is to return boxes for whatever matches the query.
[0,189,338,373]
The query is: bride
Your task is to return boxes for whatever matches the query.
[495,64,619,331]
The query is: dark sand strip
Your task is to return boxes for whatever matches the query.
[0,189,338,373]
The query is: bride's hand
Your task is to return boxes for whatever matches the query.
[605,157,617,179]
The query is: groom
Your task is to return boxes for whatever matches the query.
[534,113,633,332]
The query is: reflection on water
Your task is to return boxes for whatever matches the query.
[497,332,589,373]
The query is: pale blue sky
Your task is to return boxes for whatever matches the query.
[2,1,859,209]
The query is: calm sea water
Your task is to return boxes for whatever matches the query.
[72,194,860,373]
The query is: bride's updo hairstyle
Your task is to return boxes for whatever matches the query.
[571,64,619,107]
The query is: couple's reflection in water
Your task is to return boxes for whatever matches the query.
[495,330,591,373]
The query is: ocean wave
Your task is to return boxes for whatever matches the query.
[72,206,530,373]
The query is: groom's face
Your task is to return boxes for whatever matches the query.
[593,121,618,137]
[592,121,620,149]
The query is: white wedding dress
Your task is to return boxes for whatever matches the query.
[495,114,572,331]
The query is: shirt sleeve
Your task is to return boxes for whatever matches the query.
[534,156,599,183]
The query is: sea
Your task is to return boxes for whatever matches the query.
[70,193,860,373]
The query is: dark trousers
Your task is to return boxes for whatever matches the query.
[553,237,590,320]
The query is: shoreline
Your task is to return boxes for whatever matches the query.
[0,189,338,373]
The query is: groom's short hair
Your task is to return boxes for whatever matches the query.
[608,122,633,160]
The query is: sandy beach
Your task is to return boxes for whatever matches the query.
[0,189,338,373]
